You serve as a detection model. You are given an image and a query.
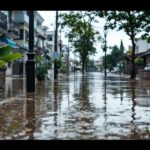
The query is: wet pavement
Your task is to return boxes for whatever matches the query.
[0,72,150,140]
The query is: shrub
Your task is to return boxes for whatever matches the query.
[135,58,144,65]
[0,45,22,69]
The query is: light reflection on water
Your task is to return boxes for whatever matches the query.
[0,72,150,140]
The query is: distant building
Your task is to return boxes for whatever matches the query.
[94,57,103,71]
[14,11,29,50]
[135,39,150,54]
[124,38,150,75]
[127,39,150,64]
[34,11,47,53]
[46,31,55,57]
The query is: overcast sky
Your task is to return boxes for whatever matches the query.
[38,11,131,60]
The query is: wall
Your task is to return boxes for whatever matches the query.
[136,39,150,53]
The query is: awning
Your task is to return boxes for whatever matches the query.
[0,35,19,49]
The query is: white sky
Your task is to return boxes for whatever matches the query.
[38,11,131,60]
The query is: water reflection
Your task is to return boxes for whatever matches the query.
[69,75,96,139]
[3,78,25,99]
[129,81,138,139]
[53,80,59,138]
[26,93,35,140]
[73,76,94,112]
[0,90,5,101]
[79,76,91,111]
[128,80,150,139]
[0,73,150,139]
[130,81,136,124]
[135,79,150,107]
[103,80,108,131]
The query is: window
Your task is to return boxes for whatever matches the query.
[47,35,53,41]
[20,29,24,40]
[25,30,29,42]
[36,20,41,27]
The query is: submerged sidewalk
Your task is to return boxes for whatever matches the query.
[0,72,150,140]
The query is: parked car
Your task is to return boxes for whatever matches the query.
[144,63,150,71]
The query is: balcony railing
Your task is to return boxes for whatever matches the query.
[36,27,46,39]
[14,12,29,24]
[0,11,7,30]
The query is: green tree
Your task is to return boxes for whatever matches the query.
[60,11,100,74]
[102,54,113,71]
[102,45,125,72]
[86,58,96,72]
[111,45,122,66]
[119,39,125,54]
[135,58,144,66]
[96,11,150,79]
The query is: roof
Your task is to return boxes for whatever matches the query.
[136,49,150,57]
[123,49,150,60]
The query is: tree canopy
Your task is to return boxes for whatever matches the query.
[96,11,150,79]
[60,11,100,74]
[103,43,124,71]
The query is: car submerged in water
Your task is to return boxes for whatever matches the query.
[144,63,150,71]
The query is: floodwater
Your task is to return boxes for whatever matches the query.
[0,72,150,140]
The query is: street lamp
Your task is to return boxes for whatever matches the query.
[26,11,35,92]
[54,11,59,80]
[104,24,108,79]
[59,29,62,54]
[67,40,70,74]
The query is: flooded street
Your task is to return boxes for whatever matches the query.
[0,72,150,140]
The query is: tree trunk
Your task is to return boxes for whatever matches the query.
[82,55,87,74]
[82,61,85,74]
[130,39,136,79]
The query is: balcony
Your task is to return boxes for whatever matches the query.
[8,20,20,38]
[14,12,29,25]
[0,11,7,30]
[36,27,46,39]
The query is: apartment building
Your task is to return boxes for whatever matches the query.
[0,11,20,76]
[0,11,20,46]
[14,11,29,51]
[42,26,49,52]
[7,11,20,40]
[46,31,55,57]
[12,11,49,76]
[0,11,7,35]
[0,11,64,79]
[34,11,47,54]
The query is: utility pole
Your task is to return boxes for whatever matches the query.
[104,24,108,79]
[59,30,62,54]
[67,41,70,74]
[26,11,35,92]
[54,11,59,80]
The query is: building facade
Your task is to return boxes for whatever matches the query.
[0,11,66,79]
